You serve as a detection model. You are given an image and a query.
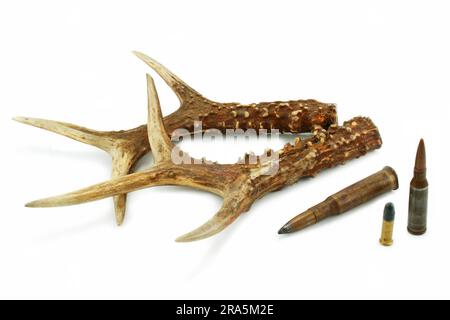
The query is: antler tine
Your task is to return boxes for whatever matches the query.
[25,164,226,208]
[146,74,174,163]
[13,116,147,225]
[13,117,116,152]
[175,187,253,242]
[133,51,206,106]
[110,150,139,225]
[25,168,163,208]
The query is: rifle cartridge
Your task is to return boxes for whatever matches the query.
[279,167,399,234]
[408,139,428,235]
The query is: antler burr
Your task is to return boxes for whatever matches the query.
[24,74,382,242]
[14,52,337,226]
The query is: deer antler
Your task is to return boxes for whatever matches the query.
[25,74,382,242]
[14,52,337,226]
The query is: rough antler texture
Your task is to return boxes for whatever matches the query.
[14,52,337,225]
[25,74,382,242]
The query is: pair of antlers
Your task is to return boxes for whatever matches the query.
[16,52,382,242]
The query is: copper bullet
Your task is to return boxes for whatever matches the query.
[278,167,399,234]
[408,139,428,235]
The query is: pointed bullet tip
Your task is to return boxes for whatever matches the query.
[278,226,291,234]
[419,138,425,148]
[414,138,426,172]
[418,138,425,152]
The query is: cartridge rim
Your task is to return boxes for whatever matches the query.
[407,226,427,236]
[379,238,393,246]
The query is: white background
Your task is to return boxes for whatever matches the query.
[1,0,449,299]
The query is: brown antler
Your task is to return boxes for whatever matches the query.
[25,74,382,242]
[14,52,337,225]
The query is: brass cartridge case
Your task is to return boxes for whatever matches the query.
[380,202,395,246]
[279,167,399,234]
